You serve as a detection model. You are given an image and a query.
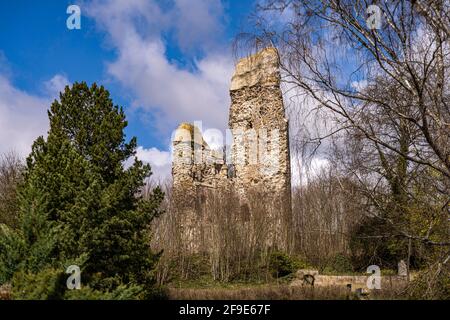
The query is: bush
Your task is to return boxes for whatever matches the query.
[407,263,450,300]
[11,267,162,300]
[0,224,26,284]
[269,251,297,278]
[323,253,354,274]
[65,284,145,300]
[182,254,211,280]
[11,268,66,300]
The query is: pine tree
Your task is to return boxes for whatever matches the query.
[0,156,58,285]
[0,82,163,298]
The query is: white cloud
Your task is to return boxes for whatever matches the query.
[44,74,70,98]
[85,0,234,133]
[351,79,368,92]
[125,146,172,183]
[135,146,171,167]
[0,68,72,158]
[82,0,243,184]
[172,0,225,52]
[0,75,50,157]
[0,71,173,183]
[291,155,330,186]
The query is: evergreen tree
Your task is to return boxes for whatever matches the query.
[0,82,163,298]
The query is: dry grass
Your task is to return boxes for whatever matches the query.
[0,284,11,300]
[166,280,409,300]
[167,284,393,300]
[167,285,344,300]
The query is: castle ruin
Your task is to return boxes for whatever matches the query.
[171,47,292,250]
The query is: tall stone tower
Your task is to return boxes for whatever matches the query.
[229,47,291,202]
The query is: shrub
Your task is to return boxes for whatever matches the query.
[11,268,66,300]
[11,267,161,300]
[269,251,297,278]
[407,263,450,300]
[65,284,145,300]
[323,253,354,274]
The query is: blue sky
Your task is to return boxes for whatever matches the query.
[0,0,256,180]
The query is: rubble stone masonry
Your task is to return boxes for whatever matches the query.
[172,47,292,251]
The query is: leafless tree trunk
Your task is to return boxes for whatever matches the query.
[243,0,449,250]
[0,151,23,229]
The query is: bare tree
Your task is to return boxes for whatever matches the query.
[0,151,23,229]
[245,0,449,248]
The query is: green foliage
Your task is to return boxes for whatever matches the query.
[181,254,211,280]
[11,268,66,300]
[10,266,150,300]
[407,263,450,300]
[0,185,57,284]
[329,253,353,273]
[64,284,145,300]
[349,217,406,270]
[291,256,309,270]
[0,82,164,299]
[269,251,297,278]
[0,225,26,284]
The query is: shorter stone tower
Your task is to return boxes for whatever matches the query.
[172,123,228,192]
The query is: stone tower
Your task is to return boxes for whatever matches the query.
[172,122,227,191]
[171,47,292,251]
[229,47,291,201]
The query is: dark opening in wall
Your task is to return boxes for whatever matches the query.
[227,164,236,179]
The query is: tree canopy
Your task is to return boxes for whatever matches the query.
[0,82,164,299]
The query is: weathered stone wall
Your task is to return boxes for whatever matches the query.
[172,47,292,251]
[172,123,229,201]
[291,273,408,292]
[228,47,292,250]
[229,48,290,199]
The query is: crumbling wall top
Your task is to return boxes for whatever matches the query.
[173,122,208,147]
[230,47,280,91]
